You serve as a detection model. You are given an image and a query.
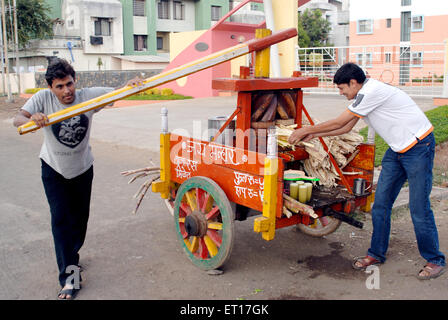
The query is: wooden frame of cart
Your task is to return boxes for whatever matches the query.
[152,73,376,271]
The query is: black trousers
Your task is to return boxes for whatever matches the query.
[41,159,93,287]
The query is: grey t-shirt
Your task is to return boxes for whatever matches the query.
[22,87,114,179]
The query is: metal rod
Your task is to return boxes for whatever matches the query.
[13,0,19,94]
[263,0,281,77]
[1,0,12,101]
[326,208,363,229]
[0,8,6,94]
[211,107,240,142]
[161,107,168,134]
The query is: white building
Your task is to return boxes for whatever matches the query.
[298,0,350,47]
[22,0,124,72]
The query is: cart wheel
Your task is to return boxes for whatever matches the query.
[297,216,342,237]
[174,177,234,270]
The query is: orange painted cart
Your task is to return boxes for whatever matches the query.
[152,70,376,271]
[14,26,375,271]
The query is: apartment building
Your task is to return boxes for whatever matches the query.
[119,0,228,55]
[228,0,265,24]
[350,0,448,86]
[18,0,230,72]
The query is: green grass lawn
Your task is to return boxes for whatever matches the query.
[124,93,193,101]
[359,105,448,166]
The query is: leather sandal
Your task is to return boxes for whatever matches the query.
[417,263,446,280]
[352,255,381,271]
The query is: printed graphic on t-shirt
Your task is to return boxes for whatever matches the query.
[352,94,364,108]
[51,114,88,148]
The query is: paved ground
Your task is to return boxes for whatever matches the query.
[1,94,448,302]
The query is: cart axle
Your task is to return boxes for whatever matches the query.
[325,208,364,229]
[185,211,208,237]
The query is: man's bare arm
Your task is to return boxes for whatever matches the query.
[288,110,359,145]
[13,110,49,128]
[307,117,359,139]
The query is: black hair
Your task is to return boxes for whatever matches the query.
[333,62,366,85]
[45,58,76,87]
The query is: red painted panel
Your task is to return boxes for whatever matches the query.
[169,134,285,213]
[212,77,319,91]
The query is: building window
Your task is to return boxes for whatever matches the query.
[386,18,391,28]
[157,37,163,50]
[158,0,170,19]
[357,19,373,34]
[401,0,411,6]
[134,35,147,51]
[133,0,146,16]
[385,52,392,63]
[356,53,372,68]
[173,1,185,20]
[94,18,111,36]
[211,5,222,21]
[411,51,423,67]
[411,15,424,32]
[250,3,262,11]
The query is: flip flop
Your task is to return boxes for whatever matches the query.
[352,255,381,271]
[58,285,81,300]
[417,263,446,280]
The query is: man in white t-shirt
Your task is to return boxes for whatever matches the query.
[288,62,445,280]
[13,58,142,299]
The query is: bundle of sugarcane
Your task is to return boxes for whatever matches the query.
[250,90,297,129]
[275,120,364,187]
[276,123,315,150]
[121,165,161,214]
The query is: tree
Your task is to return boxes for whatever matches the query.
[6,0,54,48]
[297,9,332,48]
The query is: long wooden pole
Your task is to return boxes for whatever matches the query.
[18,28,298,135]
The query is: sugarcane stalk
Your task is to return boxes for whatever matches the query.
[132,175,160,215]
[120,167,160,176]
[283,193,318,219]
[283,206,293,218]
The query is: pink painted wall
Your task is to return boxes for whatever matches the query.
[349,19,401,46]
[348,15,448,86]
[350,15,448,45]
[161,27,258,98]
[411,15,448,42]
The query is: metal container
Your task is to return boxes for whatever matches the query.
[208,116,236,146]
[353,178,366,196]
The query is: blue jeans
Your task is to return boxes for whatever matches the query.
[367,132,445,266]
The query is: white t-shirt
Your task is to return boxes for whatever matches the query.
[22,87,114,179]
[347,78,433,153]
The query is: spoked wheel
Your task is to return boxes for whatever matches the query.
[174,177,234,270]
[297,215,342,237]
